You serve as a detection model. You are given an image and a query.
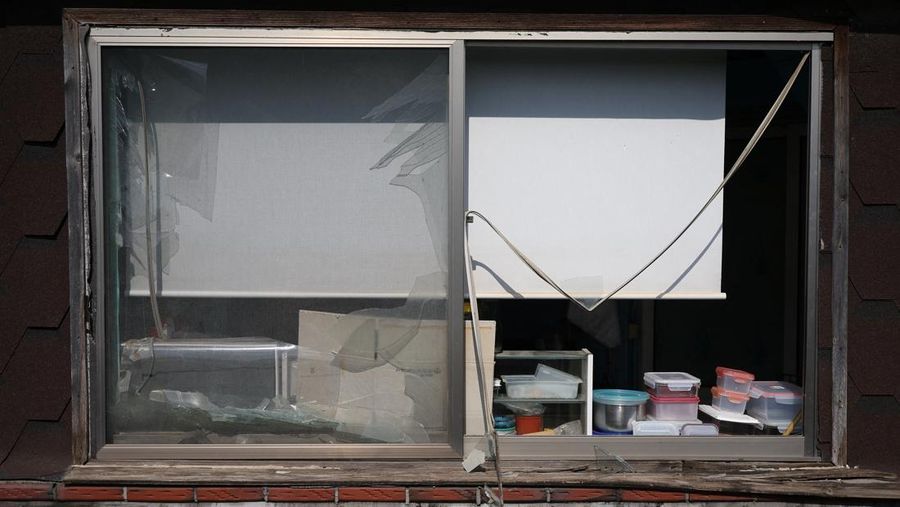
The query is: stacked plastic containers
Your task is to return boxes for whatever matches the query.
[748,381,803,426]
[710,367,754,414]
[643,372,701,421]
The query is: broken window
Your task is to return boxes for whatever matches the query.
[102,46,452,445]
[84,27,826,461]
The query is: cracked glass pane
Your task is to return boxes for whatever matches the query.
[102,46,450,444]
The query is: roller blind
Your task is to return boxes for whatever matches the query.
[119,46,725,300]
[115,48,450,298]
[466,47,727,299]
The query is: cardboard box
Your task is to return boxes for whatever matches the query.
[295,310,495,441]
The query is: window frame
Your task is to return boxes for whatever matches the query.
[64,11,836,464]
[83,31,466,461]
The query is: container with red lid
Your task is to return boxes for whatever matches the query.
[748,381,802,424]
[715,366,755,395]
[647,394,699,421]
[710,386,750,414]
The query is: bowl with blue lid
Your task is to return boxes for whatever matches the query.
[593,389,649,433]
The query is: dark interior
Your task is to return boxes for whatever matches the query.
[483,50,811,421]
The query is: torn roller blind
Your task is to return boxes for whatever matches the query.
[466,47,727,300]
[114,47,450,298]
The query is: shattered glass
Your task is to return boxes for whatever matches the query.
[103,47,450,444]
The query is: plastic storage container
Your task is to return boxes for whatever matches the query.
[593,389,649,432]
[516,414,544,435]
[681,423,719,436]
[748,381,803,424]
[502,375,578,399]
[633,420,679,436]
[643,372,701,398]
[715,366,755,395]
[502,364,582,399]
[535,363,582,384]
[648,394,699,421]
[710,386,750,414]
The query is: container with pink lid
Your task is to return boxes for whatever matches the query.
[647,394,699,420]
[715,366,755,395]
[748,381,803,424]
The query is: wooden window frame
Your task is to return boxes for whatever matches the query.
[63,9,847,467]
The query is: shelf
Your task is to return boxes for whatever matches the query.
[491,349,594,435]
[495,350,589,360]
[494,395,586,404]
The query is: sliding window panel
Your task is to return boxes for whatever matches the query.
[100,46,452,445]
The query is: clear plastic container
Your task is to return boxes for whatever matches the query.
[715,366,755,395]
[643,372,701,398]
[710,386,750,414]
[647,394,699,421]
[535,363,583,384]
[681,423,719,436]
[502,375,580,399]
[633,420,679,436]
[748,381,802,424]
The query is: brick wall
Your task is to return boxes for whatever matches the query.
[0,482,805,504]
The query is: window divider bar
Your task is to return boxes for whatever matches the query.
[804,45,823,459]
[448,39,467,456]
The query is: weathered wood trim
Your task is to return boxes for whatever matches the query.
[804,47,823,459]
[63,9,836,32]
[63,461,900,500]
[830,25,849,468]
[63,11,92,467]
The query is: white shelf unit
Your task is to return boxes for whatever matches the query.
[494,349,593,435]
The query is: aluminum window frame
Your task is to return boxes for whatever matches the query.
[67,21,829,462]
[460,40,823,462]
[85,31,465,461]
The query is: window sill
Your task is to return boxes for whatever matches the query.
[64,460,900,501]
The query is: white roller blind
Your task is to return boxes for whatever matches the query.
[128,122,447,298]
[466,48,726,299]
[120,49,450,298]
